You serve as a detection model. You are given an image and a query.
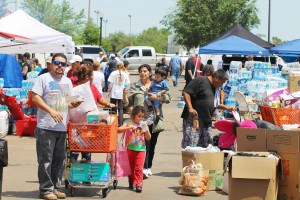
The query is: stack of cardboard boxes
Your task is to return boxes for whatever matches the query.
[237,128,300,199]
[181,127,298,199]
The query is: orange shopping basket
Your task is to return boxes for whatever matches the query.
[260,105,300,127]
[67,114,118,153]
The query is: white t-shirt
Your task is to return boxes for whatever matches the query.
[93,71,105,94]
[100,62,108,73]
[108,70,130,99]
[31,73,73,131]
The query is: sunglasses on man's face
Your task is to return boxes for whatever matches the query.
[53,60,67,67]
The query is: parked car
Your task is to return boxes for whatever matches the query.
[75,45,106,63]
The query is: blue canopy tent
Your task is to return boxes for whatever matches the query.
[270,39,300,55]
[199,35,269,56]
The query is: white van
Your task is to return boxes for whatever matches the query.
[117,46,157,70]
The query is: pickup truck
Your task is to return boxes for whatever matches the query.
[117,46,158,70]
[117,46,189,70]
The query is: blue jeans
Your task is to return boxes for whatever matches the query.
[171,67,180,86]
[35,127,66,195]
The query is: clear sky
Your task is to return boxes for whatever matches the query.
[12,0,300,42]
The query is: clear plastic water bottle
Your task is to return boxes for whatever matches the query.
[0,78,4,88]
[139,120,148,132]
[124,82,130,89]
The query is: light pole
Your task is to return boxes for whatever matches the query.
[88,0,91,21]
[99,16,103,47]
[267,0,271,43]
[94,11,100,26]
[128,15,132,45]
[103,19,108,38]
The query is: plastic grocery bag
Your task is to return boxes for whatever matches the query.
[69,81,98,123]
[178,161,208,196]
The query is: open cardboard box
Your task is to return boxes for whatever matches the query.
[225,151,280,200]
[181,151,224,190]
[237,128,300,200]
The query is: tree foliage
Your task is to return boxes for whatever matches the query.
[161,0,260,50]
[0,0,8,18]
[22,0,85,39]
[104,27,170,53]
[272,36,284,46]
[106,32,133,53]
[136,27,171,53]
[81,20,99,45]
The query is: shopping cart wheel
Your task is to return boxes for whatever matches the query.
[102,188,108,198]
[64,180,69,189]
[69,187,75,197]
[113,180,118,190]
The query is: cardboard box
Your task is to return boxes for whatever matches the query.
[236,128,268,151]
[181,151,224,190]
[237,128,300,200]
[222,172,229,194]
[289,73,300,93]
[226,152,280,200]
[66,161,110,182]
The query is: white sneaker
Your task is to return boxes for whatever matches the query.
[147,168,152,176]
[143,169,149,179]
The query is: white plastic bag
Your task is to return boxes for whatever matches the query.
[69,81,98,123]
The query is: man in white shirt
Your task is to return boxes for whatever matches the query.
[95,51,105,63]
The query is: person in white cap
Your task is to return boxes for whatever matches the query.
[67,55,82,86]
[38,56,53,76]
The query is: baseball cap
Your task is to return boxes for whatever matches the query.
[69,55,83,64]
[110,53,116,57]
[46,57,52,63]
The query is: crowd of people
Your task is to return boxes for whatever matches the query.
[27,50,234,199]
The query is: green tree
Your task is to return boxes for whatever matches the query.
[0,0,8,18]
[80,20,99,45]
[136,27,171,53]
[22,0,85,38]
[272,36,284,46]
[106,32,133,52]
[161,0,260,50]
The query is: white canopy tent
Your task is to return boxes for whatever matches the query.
[0,9,74,54]
[0,31,35,48]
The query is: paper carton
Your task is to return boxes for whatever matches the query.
[289,73,300,93]
[181,151,224,190]
[226,152,280,200]
[66,161,110,182]
[237,128,300,200]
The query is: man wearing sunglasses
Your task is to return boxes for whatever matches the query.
[31,53,81,200]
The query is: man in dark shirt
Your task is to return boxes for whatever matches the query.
[184,54,195,88]
[181,69,233,148]
[156,57,170,80]
[22,52,31,80]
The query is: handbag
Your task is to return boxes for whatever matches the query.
[0,139,8,167]
[152,117,165,133]
[113,132,131,178]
